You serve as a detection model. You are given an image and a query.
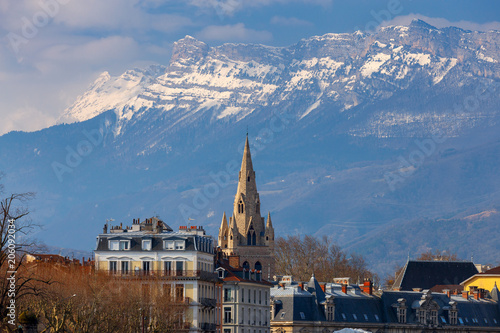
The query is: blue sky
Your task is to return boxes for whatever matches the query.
[0,0,499,135]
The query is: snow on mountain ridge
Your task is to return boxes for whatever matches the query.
[60,21,500,140]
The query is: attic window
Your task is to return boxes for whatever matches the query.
[300,312,305,320]
[353,314,358,320]
[341,313,346,320]
[364,314,368,321]
[375,314,380,322]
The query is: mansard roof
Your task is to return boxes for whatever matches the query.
[392,260,478,291]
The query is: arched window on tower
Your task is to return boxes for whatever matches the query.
[255,261,262,271]
[247,225,256,246]
[256,200,260,213]
[242,261,250,270]
[238,200,244,214]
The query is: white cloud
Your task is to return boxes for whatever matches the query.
[186,0,333,17]
[380,14,500,32]
[197,23,272,43]
[0,105,56,135]
[271,16,313,27]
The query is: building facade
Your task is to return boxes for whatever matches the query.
[94,217,221,333]
[216,253,272,333]
[270,275,500,333]
[462,266,500,297]
[218,136,275,279]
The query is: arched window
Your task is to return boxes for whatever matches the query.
[255,261,262,271]
[247,225,256,245]
[242,261,250,270]
[247,176,250,182]
[238,200,244,214]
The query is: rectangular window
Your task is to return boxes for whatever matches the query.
[119,240,129,250]
[224,288,232,302]
[353,314,358,320]
[109,240,119,250]
[398,308,406,324]
[175,284,184,300]
[176,261,183,276]
[143,261,150,273]
[109,261,117,272]
[254,290,256,304]
[164,261,172,275]
[165,240,174,250]
[224,307,232,323]
[431,310,438,325]
[121,261,129,274]
[259,290,262,304]
[175,240,185,250]
[248,289,251,303]
[242,288,245,302]
[224,330,231,333]
[142,239,152,250]
[163,284,171,299]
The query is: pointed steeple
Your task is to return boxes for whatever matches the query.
[491,282,499,302]
[266,211,273,228]
[235,135,258,203]
[220,212,228,231]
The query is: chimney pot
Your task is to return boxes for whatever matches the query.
[462,291,469,299]
[320,283,326,292]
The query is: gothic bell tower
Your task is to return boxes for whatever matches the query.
[218,135,275,278]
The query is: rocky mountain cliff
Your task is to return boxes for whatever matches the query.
[2,20,500,276]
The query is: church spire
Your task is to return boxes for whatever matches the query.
[266,211,273,229]
[234,135,259,215]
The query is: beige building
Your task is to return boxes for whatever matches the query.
[218,136,275,278]
[94,218,221,333]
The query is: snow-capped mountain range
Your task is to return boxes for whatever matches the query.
[60,19,499,141]
[2,20,500,276]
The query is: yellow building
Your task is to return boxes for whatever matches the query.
[461,266,500,295]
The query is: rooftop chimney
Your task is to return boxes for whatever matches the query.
[228,254,240,268]
[443,289,451,298]
[362,279,373,295]
[462,291,469,299]
[341,284,348,294]
[320,283,326,292]
[299,283,304,290]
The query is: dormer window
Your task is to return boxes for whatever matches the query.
[175,240,185,250]
[164,240,174,250]
[109,240,130,251]
[142,239,152,251]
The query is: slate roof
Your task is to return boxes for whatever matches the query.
[392,260,478,291]
[271,276,500,329]
[95,232,214,254]
[381,290,500,326]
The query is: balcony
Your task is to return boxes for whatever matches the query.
[104,270,219,281]
[200,297,217,308]
[200,322,217,332]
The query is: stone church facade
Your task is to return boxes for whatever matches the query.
[218,136,275,279]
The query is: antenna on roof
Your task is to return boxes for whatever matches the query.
[407,251,410,261]
[471,252,474,263]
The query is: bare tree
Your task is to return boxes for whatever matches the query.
[0,176,51,331]
[275,235,375,283]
